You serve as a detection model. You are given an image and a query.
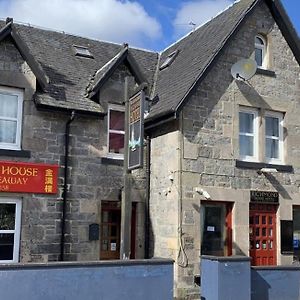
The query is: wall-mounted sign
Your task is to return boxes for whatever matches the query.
[128,90,144,170]
[250,191,279,204]
[0,161,59,194]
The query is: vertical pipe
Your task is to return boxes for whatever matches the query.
[60,110,75,261]
[145,135,151,258]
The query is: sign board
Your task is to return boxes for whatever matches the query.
[128,90,144,170]
[250,191,279,204]
[0,161,59,194]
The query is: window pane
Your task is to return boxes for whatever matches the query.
[266,116,279,137]
[0,120,17,143]
[0,204,16,230]
[109,133,124,154]
[109,110,124,131]
[0,233,14,260]
[239,112,254,133]
[239,135,254,156]
[0,93,18,118]
[255,37,264,45]
[255,48,263,67]
[266,138,279,159]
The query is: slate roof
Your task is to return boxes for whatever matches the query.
[0,0,299,121]
[0,20,158,115]
[147,0,300,122]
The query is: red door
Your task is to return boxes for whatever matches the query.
[249,203,277,266]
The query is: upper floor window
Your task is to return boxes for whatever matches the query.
[265,112,283,164]
[0,87,23,150]
[255,35,267,69]
[239,108,258,161]
[108,104,125,159]
[0,198,22,263]
[239,107,284,164]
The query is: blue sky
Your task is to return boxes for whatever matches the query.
[0,0,299,51]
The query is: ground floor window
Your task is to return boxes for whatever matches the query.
[0,198,21,263]
[200,201,232,256]
[293,206,300,261]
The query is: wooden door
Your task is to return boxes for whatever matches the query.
[249,203,277,266]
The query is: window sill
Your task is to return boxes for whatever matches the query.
[236,160,293,173]
[0,149,31,158]
[256,68,276,77]
[101,157,124,166]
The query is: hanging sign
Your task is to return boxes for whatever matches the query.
[0,161,59,194]
[128,90,144,170]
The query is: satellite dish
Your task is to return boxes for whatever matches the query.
[231,58,257,81]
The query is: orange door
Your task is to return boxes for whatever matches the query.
[249,203,277,266]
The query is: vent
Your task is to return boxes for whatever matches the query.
[73,45,94,58]
[159,50,179,70]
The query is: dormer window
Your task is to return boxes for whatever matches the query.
[73,45,94,58]
[255,35,267,69]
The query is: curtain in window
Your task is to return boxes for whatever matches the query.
[265,116,279,159]
[0,93,18,144]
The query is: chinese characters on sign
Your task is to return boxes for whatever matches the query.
[0,161,59,194]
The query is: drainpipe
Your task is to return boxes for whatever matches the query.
[60,110,75,261]
[145,135,151,259]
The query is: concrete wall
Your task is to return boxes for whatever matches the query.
[251,266,300,300]
[0,36,145,262]
[0,259,173,300]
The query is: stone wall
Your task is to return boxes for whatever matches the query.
[0,36,145,262]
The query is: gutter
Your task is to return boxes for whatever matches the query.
[60,110,75,261]
[145,136,151,259]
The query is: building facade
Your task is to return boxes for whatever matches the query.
[0,0,300,299]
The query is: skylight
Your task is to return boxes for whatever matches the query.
[159,50,179,70]
[73,45,94,58]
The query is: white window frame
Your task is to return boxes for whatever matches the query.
[0,86,23,150]
[255,35,267,69]
[107,104,125,160]
[265,111,284,164]
[0,198,22,263]
[239,107,259,162]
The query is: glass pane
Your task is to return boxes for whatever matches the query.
[269,216,273,225]
[269,240,273,249]
[266,138,279,159]
[0,204,16,230]
[262,216,266,224]
[262,240,267,249]
[102,225,108,237]
[255,215,259,225]
[262,228,266,236]
[109,110,124,131]
[111,225,117,237]
[250,240,254,249]
[102,239,108,251]
[0,93,18,118]
[256,241,260,249]
[255,228,260,236]
[109,133,124,154]
[269,228,273,237]
[239,135,254,156]
[255,36,264,45]
[255,48,263,66]
[0,120,17,143]
[201,204,226,256]
[266,116,279,137]
[0,233,14,260]
[239,112,254,133]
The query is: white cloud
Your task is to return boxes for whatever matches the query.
[173,0,233,39]
[0,0,162,49]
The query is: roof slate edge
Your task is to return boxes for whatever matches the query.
[9,24,50,90]
[0,21,12,41]
[173,0,260,118]
[267,0,300,66]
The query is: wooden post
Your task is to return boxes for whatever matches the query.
[120,76,133,259]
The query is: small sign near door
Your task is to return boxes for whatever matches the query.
[250,191,279,204]
[111,243,117,251]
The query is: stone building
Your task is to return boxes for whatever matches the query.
[0,0,300,299]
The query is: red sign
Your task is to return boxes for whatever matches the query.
[0,161,59,194]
